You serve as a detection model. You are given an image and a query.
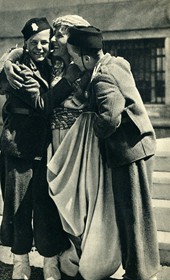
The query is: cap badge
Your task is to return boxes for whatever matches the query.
[31,23,39,31]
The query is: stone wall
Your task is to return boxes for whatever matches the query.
[0,0,133,11]
[0,0,169,56]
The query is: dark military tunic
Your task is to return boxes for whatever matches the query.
[0,51,72,256]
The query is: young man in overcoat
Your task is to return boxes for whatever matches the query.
[66,25,160,280]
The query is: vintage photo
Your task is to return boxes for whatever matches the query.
[0,1,170,279]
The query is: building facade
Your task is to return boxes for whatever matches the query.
[0,0,170,137]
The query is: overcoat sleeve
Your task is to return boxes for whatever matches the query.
[93,72,125,139]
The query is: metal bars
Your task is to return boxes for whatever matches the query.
[104,38,165,104]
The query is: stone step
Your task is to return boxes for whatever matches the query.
[158,231,170,251]
[152,172,170,199]
[153,172,170,184]
[157,230,170,265]
[154,156,170,172]
[156,138,170,156]
[152,199,170,232]
[155,138,170,172]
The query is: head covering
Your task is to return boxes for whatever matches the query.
[21,17,53,41]
[53,14,90,28]
[67,26,103,50]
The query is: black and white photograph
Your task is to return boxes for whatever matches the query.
[0,1,170,279]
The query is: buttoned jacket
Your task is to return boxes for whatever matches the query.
[0,52,72,159]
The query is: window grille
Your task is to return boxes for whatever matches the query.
[104,38,165,104]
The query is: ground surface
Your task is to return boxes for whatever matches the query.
[0,246,170,280]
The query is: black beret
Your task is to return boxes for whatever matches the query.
[21,17,52,41]
[67,26,103,50]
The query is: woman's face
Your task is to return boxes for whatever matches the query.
[51,25,69,58]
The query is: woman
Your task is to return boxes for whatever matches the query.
[47,14,91,154]
[47,17,121,280]
[45,15,121,279]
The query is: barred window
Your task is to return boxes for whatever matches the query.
[104,38,165,104]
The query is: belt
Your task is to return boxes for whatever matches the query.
[11,108,31,115]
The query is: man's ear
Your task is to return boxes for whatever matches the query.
[84,55,91,62]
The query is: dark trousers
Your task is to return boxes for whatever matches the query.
[111,156,160,280]
[0,154,70,257]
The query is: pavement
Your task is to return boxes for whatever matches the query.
[0,246,170,280]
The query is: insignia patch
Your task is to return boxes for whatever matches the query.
[31,23,39,31]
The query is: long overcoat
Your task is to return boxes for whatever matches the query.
[88,53,159,279]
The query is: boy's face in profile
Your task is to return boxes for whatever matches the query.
[25,29,51,62]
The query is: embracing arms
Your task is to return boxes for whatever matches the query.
[0,59,85,114]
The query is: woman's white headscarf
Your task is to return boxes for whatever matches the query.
[53,14,90,28]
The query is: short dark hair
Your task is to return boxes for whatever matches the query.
[67,25,103,51]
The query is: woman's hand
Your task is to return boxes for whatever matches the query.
[64,63,82,84]
[4,60,24,89]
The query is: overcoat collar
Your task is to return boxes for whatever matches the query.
[90,53,112,82]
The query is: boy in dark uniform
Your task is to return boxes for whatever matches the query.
[0,17,80,280]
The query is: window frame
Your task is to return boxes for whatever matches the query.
[103,38,165,104]
[102,27,170,122]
